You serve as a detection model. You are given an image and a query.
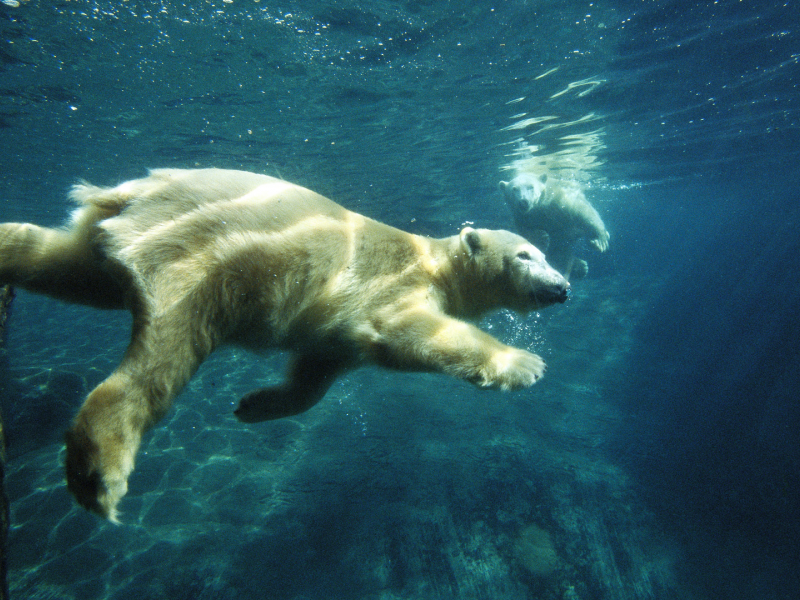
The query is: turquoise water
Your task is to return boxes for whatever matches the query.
[1,1,798,599]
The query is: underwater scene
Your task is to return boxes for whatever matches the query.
[1,0,798,599]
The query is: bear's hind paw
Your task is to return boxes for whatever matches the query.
[65,427,129,523]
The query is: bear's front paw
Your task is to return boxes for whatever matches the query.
[478,348,546,391]
[234,388,273,423]
[234,386,295,422]
[64,425,132,523]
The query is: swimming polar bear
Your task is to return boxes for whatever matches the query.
[0,168,569,521]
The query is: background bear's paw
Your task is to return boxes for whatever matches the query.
[65,426,129,523]
[480,348,546,390]
[570,258,589,280]
[591,231,610,252]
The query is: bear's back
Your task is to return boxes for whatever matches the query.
[90,169,358,291]
[100,168,338,232]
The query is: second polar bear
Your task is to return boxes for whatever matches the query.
[500,172,610,280]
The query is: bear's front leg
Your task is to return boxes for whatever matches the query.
[376,310,546,391]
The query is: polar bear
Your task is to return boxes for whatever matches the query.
[500,172,610,280]
[0,168,569,521]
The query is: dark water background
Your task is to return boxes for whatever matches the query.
[1,1,799,599]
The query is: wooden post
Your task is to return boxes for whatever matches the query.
[0,284,13,600]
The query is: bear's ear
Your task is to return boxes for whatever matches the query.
[460,227,482,257]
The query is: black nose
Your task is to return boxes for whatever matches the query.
[556,281,570,303]
[534,280,569,305]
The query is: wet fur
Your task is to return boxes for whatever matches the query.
[1,168,568,521]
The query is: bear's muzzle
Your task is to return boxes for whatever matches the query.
[532,280,570,305]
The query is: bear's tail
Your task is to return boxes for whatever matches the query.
[68,179,138,226]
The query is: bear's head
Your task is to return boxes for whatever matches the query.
[499,173,548,215]
[456,227,569,316]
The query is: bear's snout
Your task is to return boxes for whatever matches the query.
[533,277,570,306]
[557,281,570,303]
[550,280,570,304]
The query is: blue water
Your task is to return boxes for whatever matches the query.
[1,1,798,599]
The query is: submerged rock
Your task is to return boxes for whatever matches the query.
[514,523,559,577]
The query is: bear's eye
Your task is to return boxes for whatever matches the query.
[516,251,532,261]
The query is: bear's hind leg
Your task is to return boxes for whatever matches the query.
[65,312,211,521]
[0,221,124,308]
[234,354,347,423]
[65,372,149,521]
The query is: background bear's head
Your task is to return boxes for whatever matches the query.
[499,173,548,214]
